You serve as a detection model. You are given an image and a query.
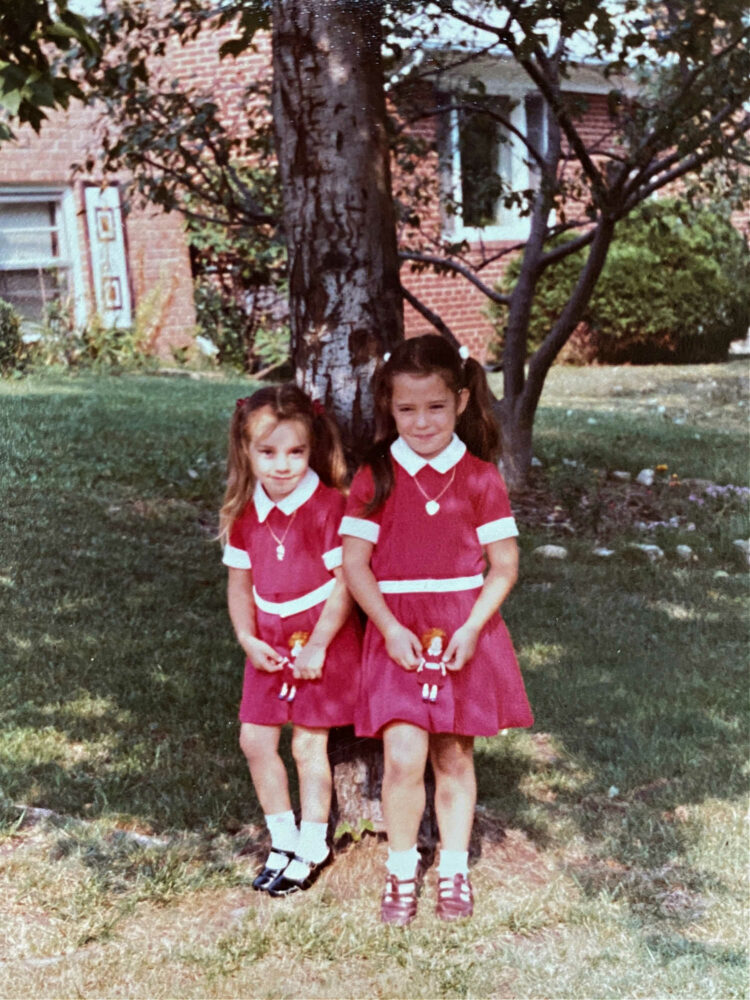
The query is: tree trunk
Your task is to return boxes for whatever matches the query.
[495,396,534,494]
[271,0,403,460]
[498,213,618,492]
[272,0,425,843]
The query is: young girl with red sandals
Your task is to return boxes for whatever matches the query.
[220,385,361,897]
[341,335,533,925]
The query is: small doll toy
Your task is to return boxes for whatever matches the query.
[417,628,448,703]
[277,630,311,702]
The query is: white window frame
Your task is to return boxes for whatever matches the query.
[446,88,548,243]
[0,186,87,327]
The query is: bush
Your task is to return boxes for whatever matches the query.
[0,298,23,375]
[490,200,750,364]
[194,279,290,375]
[22,299,152,373]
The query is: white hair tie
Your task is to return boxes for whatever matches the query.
[458,345,470,361]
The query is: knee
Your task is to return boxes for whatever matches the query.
[239,726,269,767]
[431,741,475,784]
[291,729,328,771]
[385,741,425,786]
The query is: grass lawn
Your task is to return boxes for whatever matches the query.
[0,362,748,998]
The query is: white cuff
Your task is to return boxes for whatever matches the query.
[339,515,380,544]
[222,543,251,569]
[476,517,518,545]
[323,546,343,570]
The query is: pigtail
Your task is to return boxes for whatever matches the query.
[360,355,398,515]
[362,433,397,516]
[456,358,499,462]
[219,398,257,546]
[309,405,347,491]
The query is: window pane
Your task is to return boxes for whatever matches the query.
[0,268,70,324]
[525,93,546,189]
[460,107,500,227]
[0,202,60,265]
[459,97,511,228]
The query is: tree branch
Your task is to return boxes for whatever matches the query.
[400,284,460,348]
[399,250,510,304]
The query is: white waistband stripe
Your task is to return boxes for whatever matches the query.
[378,574,483,594]
[253,579,335,618]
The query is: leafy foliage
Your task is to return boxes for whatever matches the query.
[0,0,99,138]
[0,298,22,374]
[53,0,750,484]
[184,162,287,373]
[491,200,750,365]
[25,298,153,372]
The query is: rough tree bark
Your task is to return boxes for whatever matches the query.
[271,0,403,460]
[272,0,432,839]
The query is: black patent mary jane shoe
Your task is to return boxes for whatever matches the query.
[265,853,332,897]
[252,848,295,892]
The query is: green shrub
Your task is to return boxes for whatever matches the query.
[80,314,151,371]
[194,280,290,375]
[194,280,253,371]
[0,298,22,375]
[490,200,750,364]
[185,162,288,375]
[24,300,151,372]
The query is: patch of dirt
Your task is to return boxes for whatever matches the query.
[511,469,726,541]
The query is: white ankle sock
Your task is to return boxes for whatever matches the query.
[282,820,329,882]
[264,810,298,868]
[438,849,469,879]
[296,820,330,864]
[386,845,420,882]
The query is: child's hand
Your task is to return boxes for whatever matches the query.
[293,641,326,680]
[243,636,285,673]
[384,622,422,670]
[442,624,480,672]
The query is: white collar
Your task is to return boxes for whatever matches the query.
[253,468,320,522]
[391,434,466,475]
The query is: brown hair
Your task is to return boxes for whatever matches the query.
[219,383,347,545]
[363,335,498,514]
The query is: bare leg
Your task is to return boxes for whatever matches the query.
[291,726,332,823]
[382,722,430,851]
[429,732,476,851]
[239,722,291,815]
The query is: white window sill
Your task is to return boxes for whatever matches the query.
[446,219,531,245]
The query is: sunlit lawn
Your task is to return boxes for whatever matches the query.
[0,363,747,998]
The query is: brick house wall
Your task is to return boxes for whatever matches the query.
[398,90,626,361]
[2,19,740,362]
[0,18,275,357]
[0,101,197,355]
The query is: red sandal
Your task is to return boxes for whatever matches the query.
[380,872,420,926]
[436,873,474,921]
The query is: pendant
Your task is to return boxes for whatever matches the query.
[276,543,285,561]
[425,500,440,516]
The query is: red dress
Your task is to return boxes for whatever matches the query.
[340,435,533,738]
[224,469,361,727]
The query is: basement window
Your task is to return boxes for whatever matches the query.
[0,190,82,326]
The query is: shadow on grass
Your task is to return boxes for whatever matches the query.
[1,374,748,946]
[644,934,747,970]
